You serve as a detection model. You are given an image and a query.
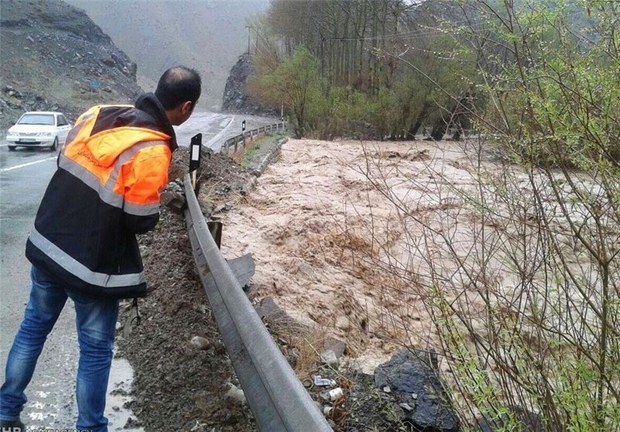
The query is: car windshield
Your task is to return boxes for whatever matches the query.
[18,114,55,126]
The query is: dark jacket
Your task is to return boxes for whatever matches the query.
[26,94,176,298]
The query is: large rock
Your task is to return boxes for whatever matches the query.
[374,350,460,432]
[221,52,277,116]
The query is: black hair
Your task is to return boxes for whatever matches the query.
[154,66,202,110]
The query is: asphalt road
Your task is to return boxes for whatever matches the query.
[0,110,277,429]
[174,111,279,151]
[0,145,78,429]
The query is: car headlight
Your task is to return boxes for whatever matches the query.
[35,132,53,137]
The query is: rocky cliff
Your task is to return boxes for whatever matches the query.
[221,52,277,116]
[64,0,271,112]
[0,0,143,130]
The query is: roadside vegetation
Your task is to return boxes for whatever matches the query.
[232,131,287,168]
[248,0,619,430]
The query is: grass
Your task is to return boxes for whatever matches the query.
[230,131,287,167]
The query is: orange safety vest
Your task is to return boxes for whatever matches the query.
[26,95,174,298]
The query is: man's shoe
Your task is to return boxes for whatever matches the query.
[0,418,25,432]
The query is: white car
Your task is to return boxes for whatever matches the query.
[6,111,72,152]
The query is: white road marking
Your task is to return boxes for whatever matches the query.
[0,156,56,173]
[205,115,235,149]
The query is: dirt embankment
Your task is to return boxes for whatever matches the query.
[117,147,258,432]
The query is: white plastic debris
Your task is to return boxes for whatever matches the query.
[313,375,337,387]
[400,403,414,412]
[328,387,343,401]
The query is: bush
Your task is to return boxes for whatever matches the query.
[354,2,619,430]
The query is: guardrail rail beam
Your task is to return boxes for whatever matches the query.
[183,174,332,432]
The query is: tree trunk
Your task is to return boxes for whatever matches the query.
[409,102,429,138]
[430,118,447,141]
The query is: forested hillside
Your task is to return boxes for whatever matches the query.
[249,0,619,163]
[248,0,479,139]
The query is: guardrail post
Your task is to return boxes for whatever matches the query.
[218,122,287,155]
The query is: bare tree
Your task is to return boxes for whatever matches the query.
[341,0,619,429]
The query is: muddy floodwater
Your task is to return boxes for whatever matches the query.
[220,139,488,372]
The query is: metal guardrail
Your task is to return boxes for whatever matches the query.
[182,173,332,432]
[220,122,287,154]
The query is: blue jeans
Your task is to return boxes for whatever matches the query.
[0,266,119,432]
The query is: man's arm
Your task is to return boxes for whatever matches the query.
[121,148,170,234]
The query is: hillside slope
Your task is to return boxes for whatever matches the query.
[0,0,143,130]
[64,0,270,111]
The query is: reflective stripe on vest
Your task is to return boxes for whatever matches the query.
[29,228,145,288]
[63,111,96,148]
[59,140,166,216]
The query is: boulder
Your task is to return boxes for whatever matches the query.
[221,52,278,116]
[374,350,459,432]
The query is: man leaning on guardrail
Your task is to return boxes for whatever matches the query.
[0,66,202,432]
